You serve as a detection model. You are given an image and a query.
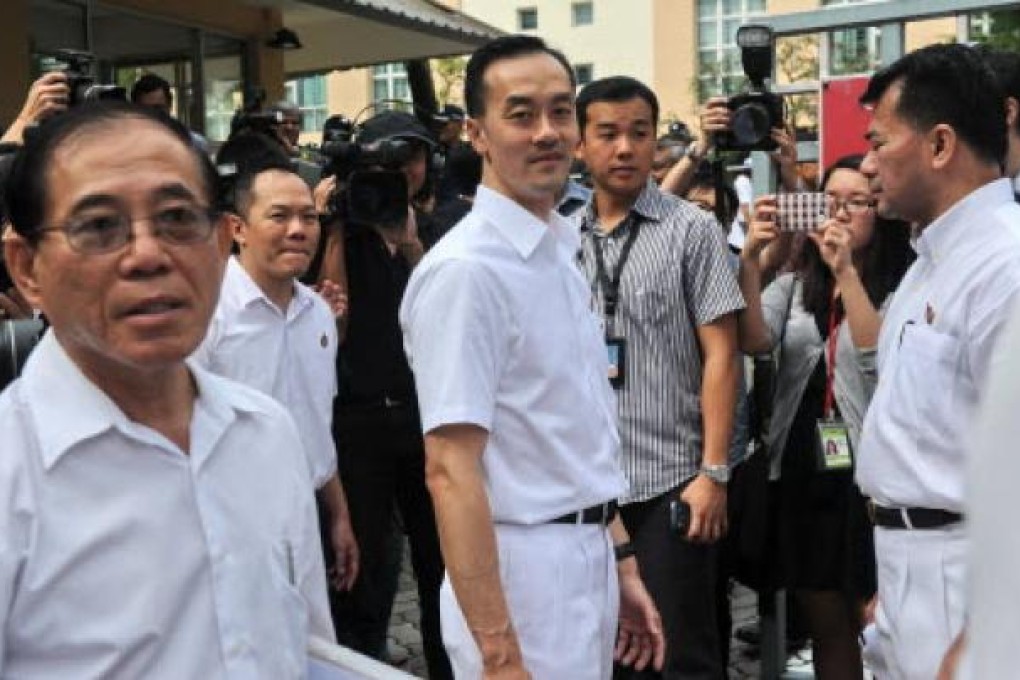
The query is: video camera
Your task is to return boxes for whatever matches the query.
[41,50,126,106]
[320,138,412,229]
[716,25,785,152]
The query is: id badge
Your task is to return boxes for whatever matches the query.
[815,419,853,471]
[606,337,626,389]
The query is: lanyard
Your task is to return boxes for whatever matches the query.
[592,217,642,321]
[823,294,842,419]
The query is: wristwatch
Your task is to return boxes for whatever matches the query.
[700,464,730,485]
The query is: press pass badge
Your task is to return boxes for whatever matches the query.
[606,337,626,389]
[816,420,853,471]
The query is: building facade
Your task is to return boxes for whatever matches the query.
[296,0,993,145]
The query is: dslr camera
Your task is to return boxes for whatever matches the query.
[716,25,785,153]
[41,50,126,106]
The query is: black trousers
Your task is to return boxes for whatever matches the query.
[329,403,453,680]
[614,487,725,680]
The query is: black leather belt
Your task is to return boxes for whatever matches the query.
[549,501,618,526]
[338,395,413,411]
[867,502,963,530]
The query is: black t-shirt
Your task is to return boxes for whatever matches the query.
[337,225,416,405]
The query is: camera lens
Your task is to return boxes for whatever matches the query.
[730,102,772,148]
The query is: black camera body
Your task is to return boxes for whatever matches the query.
[229,109,284,139]
[716,25,784,153]
[320,139,412,229]
[0,319,44,392]
[718,90,785,152]
[45,50,126,106]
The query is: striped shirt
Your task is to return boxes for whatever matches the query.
[578,181,745,504]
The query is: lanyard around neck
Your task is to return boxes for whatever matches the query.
[592,216,642,319]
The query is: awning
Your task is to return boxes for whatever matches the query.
[250,0,504,74]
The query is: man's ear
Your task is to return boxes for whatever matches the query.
[1006,96,1019,130]
[465,117,488,161]
[3,228,43,310]
[223,212,244,251]
[930,124,956,170]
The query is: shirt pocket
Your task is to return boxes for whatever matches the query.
[628,286,669,324]
[895,323,965,450]
[264,541,309,677]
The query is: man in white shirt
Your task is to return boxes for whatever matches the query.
[853,44,1020,680]
[0,102,333,678]
[193,154,359,594]
[400,35,664,679]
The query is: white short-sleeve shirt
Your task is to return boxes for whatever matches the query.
[856,179,1020,511]
[0,332,334,679]
[194,257,339,488]
[400,185,628,525]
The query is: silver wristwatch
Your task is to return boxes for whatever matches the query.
[700,464,730,485]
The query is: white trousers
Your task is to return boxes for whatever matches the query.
[439,523,618,680]
[861,524,967,680]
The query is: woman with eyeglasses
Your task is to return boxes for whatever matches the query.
[736,154,914,679]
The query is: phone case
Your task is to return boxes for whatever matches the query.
[776,192,827,232]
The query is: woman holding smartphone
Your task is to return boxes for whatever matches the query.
[737,154,913,679]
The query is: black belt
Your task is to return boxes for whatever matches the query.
[549,501,617,526]
[867,502,963,530]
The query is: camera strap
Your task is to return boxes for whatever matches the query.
[592,216,642,331]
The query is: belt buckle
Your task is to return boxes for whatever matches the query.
[866,501,877,525]
[384,396,396,408]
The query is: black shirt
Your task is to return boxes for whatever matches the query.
[337,225,416,405]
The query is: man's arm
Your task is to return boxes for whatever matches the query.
[682,314,739,543]
[317,474,359,592]
[606,519,666,672]
[1,73,69,145]
[423,423,528,678]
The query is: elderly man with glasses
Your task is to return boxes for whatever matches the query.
[0,101,333,678]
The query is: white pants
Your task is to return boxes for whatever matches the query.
[439,523,618,680]
[861,524,967,680]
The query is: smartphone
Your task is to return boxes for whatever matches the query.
[775,192,828,232]
[669,499,691,537]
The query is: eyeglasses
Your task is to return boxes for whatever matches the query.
[825,195,875,216]
[40,205,218,255]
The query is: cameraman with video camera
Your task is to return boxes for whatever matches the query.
[316,110,453,679]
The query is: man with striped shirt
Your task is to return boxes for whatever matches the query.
[576,76,745,679]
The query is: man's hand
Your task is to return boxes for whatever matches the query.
[1,73,70,144]
[937,632,966,680]
[313,176,337,216]
[315,279,348,319]
[328,512,360,591]
[615,560,665,672]
[681,474,727,543]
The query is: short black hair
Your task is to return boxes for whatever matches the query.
[576,76,659,133]
[976,44,1020,136]
[685,160,738,228]
[130,73,172,107]
[4,101,219,244]
[215,132,295,216]
[464,35,575,118]
[860,43,1006,167]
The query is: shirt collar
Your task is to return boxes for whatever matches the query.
[581,179,665,236]
[474,184,570,260]
[224,256,313,320]
[21,330,268,471]
[914,178,1015,262]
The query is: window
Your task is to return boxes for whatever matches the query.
[372,62,412,106]
[574,63,594,86]
[285,74,329,133]
[696,0,768,101]
[822,0,880,76]
[572,2,594,26]
[518,7,538,31]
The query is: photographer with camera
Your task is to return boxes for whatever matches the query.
[316,110,453,679]
[1,72,69,145]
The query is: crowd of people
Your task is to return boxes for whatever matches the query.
[1,31,1019,680]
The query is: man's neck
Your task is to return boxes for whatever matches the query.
[239,256,295,312]
[480,172,556,222]
[915,165,1003,234]
[66,342,197,453]
[593,186,641,234]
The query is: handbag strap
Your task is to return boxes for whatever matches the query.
[770,274,797,403]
